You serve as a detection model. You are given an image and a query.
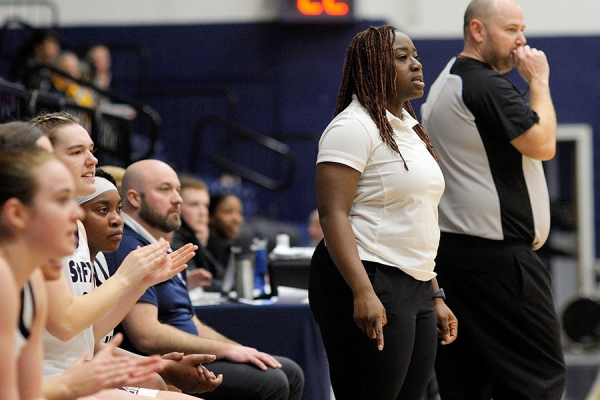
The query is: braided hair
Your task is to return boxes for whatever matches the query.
[334,25,438,170]
[30,111,82,147]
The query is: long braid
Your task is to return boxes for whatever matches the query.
[403,101,439,163]
[334,25,438,169]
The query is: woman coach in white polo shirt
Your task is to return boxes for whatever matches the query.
[308,26,457,400]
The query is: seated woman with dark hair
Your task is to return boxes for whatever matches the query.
[205,192,245,284]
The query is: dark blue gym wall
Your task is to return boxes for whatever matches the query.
[53,21,384,223]
[14,23,600,247]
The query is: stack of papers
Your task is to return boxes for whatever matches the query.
[189,288,226,306]
[270,246,315,260]
[273,286,309,304]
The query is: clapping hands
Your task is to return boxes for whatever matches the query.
[115,239,197,288]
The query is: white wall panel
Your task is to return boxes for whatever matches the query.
[8,0,600,38]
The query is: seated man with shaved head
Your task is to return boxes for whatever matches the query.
[104,159,304,400]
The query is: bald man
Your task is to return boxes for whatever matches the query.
[421,0,564,398]
[104,160,304,400]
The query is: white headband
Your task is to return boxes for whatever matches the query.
[77,177,118,205]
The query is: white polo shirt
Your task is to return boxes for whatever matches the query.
[317,97,444,281]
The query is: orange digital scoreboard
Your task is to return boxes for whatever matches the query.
[278,0,355,23]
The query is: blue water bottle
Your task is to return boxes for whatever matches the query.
[251,237,268,296]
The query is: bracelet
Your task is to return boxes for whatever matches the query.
[433,288,446,300]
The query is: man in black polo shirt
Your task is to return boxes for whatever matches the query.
[421,0,565,398]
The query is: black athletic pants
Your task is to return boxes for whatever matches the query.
[309,241,437,400]
[197,356,304,400]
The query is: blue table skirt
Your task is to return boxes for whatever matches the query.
[195,302,330,400]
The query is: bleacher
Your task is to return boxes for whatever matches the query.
[0,75,159,167]
[0,0,160,168]
[2,3,313,248]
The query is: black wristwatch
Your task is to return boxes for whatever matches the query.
[433,288,446,300]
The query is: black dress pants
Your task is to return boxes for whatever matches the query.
[434,233,565,400]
